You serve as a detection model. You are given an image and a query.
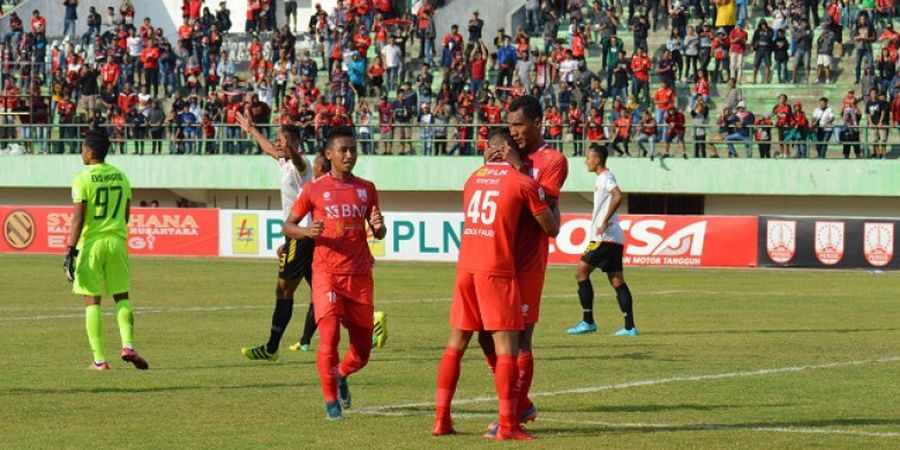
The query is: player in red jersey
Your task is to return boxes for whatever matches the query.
[478,95,569,425]
[283,126,387,421]
[434,130,559,441]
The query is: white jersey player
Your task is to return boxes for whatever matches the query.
[567,143,638,337]
[235,112,320,360]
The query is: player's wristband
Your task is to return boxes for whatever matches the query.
[66,246,78,257]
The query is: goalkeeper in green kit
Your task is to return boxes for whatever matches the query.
[64,129,149,371]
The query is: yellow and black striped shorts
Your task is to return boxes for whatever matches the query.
[278,237,314,281]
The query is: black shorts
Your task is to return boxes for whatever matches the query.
[581,241,624,273]
[278,237,313,281]
[285,0,297,15]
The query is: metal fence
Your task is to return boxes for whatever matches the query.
[0,121,893,159]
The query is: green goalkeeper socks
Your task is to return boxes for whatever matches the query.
[115,300,135,349]
[85,305,105,363]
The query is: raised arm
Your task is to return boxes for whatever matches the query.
[235,110,280,159]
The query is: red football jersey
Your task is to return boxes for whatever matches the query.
[515,144,569,273]
[292,174,380,275]
[458,163,548,276]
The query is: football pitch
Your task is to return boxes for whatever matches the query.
[1,255,898,448]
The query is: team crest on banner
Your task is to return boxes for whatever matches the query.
[357,189,368,201]
[814,221,845,265]
[863,222,894,267]
[766,220,796,263]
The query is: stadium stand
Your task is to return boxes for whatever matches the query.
[0,0,898,158]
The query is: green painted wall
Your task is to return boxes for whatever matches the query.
[1,155,897,197]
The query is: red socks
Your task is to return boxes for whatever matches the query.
[339,322,373,377]
[435,346,464,420]
[517,351,534,413]
[316,316,340,402]
[494,354,518,433]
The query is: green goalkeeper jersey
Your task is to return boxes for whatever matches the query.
[71,163,132,244]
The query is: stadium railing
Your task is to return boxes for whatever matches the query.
[0,122,890,159]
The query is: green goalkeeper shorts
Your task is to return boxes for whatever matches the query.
[73,236,130,297]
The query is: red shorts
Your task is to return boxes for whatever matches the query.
[518,271,546,324]
[312,272,374,329]
[449,272,523,332]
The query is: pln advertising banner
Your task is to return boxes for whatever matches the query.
[218,210,758,267]
[0,206,219,257]
[759,216,897,269]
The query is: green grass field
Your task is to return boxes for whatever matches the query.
[1,255,898,448]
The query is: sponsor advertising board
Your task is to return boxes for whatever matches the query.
[218,209,386,258]
[0,206,219,256]
[218,210,758,267]
[758,216,897,269]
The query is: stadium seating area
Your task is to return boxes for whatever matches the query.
[0,0,899,158]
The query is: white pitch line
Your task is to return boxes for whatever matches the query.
[358,356,900,413]
[535,417,900,439]
[362,410,900,439]
[0,290,718,321]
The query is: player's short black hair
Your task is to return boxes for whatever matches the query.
[324,125,356,150]
[588,143,609,165]
[507,95,543,121]
[282,124,301,142]
[83,128,110,161]
[487,127,515,146]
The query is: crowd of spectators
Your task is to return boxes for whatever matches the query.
[0,0,898,159]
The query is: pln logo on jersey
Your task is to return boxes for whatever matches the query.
[863,222,894,267]
[323,191,331,200]
[357,189,368,202]
[232,214,259,255]
[766,220,796,263]
[814,221,845,265]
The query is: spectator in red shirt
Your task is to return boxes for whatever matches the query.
[468,41,488,94]
[141,40,160,97]
[56,91,78,154]
[728,20,748,83]
[663,106,688,158]
[653,81,676,126]
[117,83,137,114]
[586,106,605,143]
[630,48,651,105]
[689,70,710,110]
[30,10,46,35]
[567,103,584,155]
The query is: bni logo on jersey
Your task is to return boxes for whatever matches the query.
[863,222,894,267]
[232,214,259,255]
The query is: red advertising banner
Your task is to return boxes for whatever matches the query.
[549,214,759,267]
[1,206,219,257]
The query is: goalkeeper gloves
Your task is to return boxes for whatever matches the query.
[63,246,78,283]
